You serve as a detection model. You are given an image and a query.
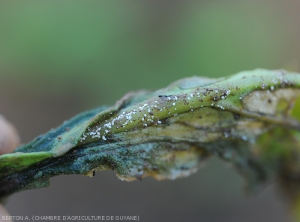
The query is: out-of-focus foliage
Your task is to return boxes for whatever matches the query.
[0,0,298,106]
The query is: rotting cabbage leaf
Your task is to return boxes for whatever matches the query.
[1,69,300,199]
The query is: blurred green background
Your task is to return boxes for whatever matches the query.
[1,0,299,221]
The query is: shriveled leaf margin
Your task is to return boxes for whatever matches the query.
[1,69,300,200]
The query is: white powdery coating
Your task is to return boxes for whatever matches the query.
[216,104,225,110]
[80,84,238,142]
[139,103,148,111]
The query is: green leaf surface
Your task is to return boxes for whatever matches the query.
[1,69,300,199]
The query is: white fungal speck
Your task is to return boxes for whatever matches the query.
[217,105,225,110]
[139,103,148,111]
[94,132,100,138]
[104,123,112,129]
